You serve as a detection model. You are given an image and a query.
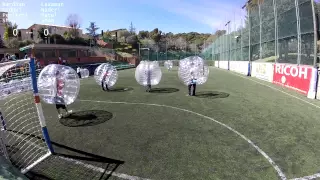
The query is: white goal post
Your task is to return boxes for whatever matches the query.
[0,58,53,174]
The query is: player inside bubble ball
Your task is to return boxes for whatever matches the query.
[188,72,197,96]
[146,69,152,92]
[101,70,110,91]
[54,70,72,119]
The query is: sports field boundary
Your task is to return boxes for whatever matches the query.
[79,99,287,180]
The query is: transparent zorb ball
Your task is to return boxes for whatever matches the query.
[135,61,162,86]
[21,77,32,91]
[164,60,173,70]
[178,56,209,86]
[0,83,11,100]
[80,68,90,78]
[38,64,80,105]
[94,63,118,87]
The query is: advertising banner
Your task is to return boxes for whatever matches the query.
[229,61,249,75]
[273,63,313,95]
[251,62,274,82]
[214,61,219,67]
[219,61,229,70]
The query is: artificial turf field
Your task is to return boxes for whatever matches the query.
[6,66,320,180]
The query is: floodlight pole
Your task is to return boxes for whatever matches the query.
[242,0,252,63]
[166,42,168,60]
[225,21,231,70]
[311,0,318,67]
[138,43,140,59]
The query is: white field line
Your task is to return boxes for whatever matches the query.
[289,173,320,180]
[216,67,320,180]
[79,99,287,180]
[59,156,152,180]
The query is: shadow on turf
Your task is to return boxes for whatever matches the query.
[195,91,230,99]
[26,141,125,180]
[107,87,134,92]
[149,88,179,93]
[59,110,113,127]
[3,130,125,180]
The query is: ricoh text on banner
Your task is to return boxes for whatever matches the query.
[272,64,312,95]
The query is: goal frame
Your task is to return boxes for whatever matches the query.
[0,56,54,173]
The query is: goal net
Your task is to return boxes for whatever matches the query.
[0,59,51,174]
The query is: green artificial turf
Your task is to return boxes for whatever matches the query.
[3,67,320,180]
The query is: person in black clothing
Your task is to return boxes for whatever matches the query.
[101,71,110,91]
[146,69,151,92]
[55,71,72,118]
[188,73,197,96]
[76,67,81,78]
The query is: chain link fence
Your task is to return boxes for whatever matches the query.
[138,42,206,61]
[203,0,318,66]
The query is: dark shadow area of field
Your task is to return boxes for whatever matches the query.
[107,87,134,92]
[148,87,179,93]
[2,129,124,180]
[25,141,124,180]
[195,91,230,99]
[59,110,113,127]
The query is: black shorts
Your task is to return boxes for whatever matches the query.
[56,104,66,109]
[54,96,66,109]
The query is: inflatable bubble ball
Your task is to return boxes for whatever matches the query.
[94,63,118,88]
[135,61,162,86]
[38,64,80,105]
[178,56,209,86]
[80,68,90,78]
[164,60,173,70]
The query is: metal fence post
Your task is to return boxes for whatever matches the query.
[248,5,251,63]
[311,0,318,67]
[295,0,302,65]
[259,0,262,61]
[273,0,278,63]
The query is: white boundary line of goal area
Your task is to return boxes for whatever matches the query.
[79,99,287,180]
[214,67,320,180]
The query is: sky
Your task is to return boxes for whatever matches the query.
[1,0,246,34]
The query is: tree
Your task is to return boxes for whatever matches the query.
[129,22,136,35]
[38,27,47,42]
[66,14,81,38]
[118,30,130,40]
[138,30,149,39]
[4,21,18,41]
[103,30,112,39]
[0,38,4,48]
[175,37,187,50]
[86,22,99,38]
[126,35,138,45]
[4,38,19,48]
[150,28,162,43]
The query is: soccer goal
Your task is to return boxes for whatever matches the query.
[0,58,53,174]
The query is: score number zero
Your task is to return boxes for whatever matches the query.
[12,29,49,37]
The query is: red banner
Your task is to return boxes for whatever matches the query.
[273,63,313,95]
